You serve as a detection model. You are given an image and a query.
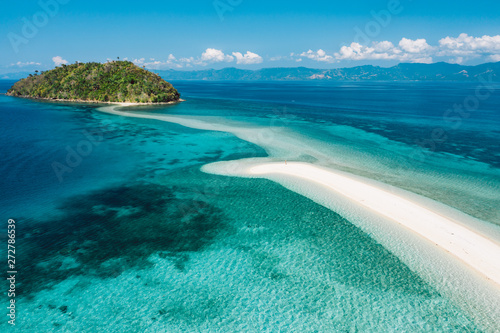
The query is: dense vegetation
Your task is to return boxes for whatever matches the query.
[7,61,180,103]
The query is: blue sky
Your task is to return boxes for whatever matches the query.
[1,0,500,74]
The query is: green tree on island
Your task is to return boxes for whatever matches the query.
[7,61,180,104]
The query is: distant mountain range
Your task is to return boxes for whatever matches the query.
[3,62,500,82]
[155,62,500,81]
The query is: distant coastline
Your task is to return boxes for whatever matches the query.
[152,61,500,81]
[3,61,499,82]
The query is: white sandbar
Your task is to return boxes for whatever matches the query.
[99,105,500,287]
[99,105,500,328]
[247,161,500,287]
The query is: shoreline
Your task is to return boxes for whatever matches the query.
[6,94,185,106]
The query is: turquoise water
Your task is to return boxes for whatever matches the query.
[1,80,499,331]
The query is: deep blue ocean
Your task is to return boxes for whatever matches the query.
[1,79,499,331]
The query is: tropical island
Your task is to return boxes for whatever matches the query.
[6,60,180,104]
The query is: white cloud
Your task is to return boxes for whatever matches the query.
[372,41,397,53]
[449,57,465,64]
[439,34,500,53]
[489,54,500,62]
[132,58,145,65]
[95,35,500,70]
[9,61,41,67]
[399,38,433,54]
[232,51,263,64]
[299,49,334,62]
[438,34,500,60]
[179,56,205,67]
[179,57,194,64]
[173,49,263,66]
[408,57,433,64]
[52,56,68,66]
[131,54,185,69]
[334,42,399,61]
[143,61,163,69]
[201,48,234,63]
[333,38,433,63]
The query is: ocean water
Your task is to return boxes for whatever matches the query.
[1,79,499,332]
